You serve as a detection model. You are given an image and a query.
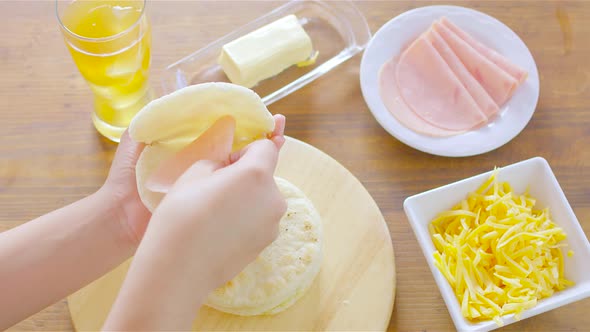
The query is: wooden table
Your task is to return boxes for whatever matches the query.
[1,1,588,331]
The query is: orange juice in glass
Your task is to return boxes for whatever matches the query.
[57,0,152,142]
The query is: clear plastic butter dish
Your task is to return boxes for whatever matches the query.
[160,0,371,105]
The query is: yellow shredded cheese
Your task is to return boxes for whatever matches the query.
[430,169,574,325]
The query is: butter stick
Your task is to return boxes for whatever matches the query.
[218,15,313,88]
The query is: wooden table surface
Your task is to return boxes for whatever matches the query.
[1,1,588,331]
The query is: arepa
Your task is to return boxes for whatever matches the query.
[130,82,274,211]
[206,177,323,315]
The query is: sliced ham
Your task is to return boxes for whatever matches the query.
[425,28,499,119]
[395,36,487,131]
[379,57,465,137]
[145,115,236,193]
[433,21,519,106]
[440,17,528,84]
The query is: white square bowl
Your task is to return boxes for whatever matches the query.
[403,157,590,332]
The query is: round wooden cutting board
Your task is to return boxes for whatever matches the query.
[68,137,396,331]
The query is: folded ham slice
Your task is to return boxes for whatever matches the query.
[379,57,465,137]
[378,17,528,137]
[145,115,236,193]
[433,21,519,106]
[425,28,499,119]
[395,36,487,131]
[440,17,528,84]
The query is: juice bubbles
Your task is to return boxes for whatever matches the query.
[58,0,152,142]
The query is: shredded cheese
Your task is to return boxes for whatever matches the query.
[430,169,574,325]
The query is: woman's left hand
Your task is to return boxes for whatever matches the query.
[101,131,152,246]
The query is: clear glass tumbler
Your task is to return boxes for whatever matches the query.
[57,0,152,142]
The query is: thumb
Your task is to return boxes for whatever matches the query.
[106,130,145,184]
[113,130,145,169]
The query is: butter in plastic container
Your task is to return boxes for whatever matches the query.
[218,14,315,89]
[161,0,371,105]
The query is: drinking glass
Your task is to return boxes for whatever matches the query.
[57,0,152,142]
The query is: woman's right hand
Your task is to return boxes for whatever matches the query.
[151,137,288,290]
[103,115,287,331]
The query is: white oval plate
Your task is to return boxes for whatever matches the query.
[360,5,540,157]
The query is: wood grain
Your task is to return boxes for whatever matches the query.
[1,1,589,331]
[67,137,396,331]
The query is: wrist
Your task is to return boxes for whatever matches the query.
[144,208,220,299]
[117,219,214,326]
[94,186,141,251]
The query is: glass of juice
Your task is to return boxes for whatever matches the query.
[56,0,152,142]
